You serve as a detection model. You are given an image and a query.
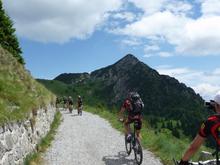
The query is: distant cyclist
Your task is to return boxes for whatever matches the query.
[77,95,83,115]
[179,91,220,165]
[67,96,73,113]
[118,92,144,143]
[63,96,68,110]
[55,97,59,108]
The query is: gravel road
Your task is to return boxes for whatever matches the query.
[43,109,163,165]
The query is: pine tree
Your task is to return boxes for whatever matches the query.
[0,0,24,64]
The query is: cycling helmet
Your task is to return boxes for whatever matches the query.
[129,92,140,101]
[214,91,220,105]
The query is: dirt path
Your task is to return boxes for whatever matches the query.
[43,109,163,165]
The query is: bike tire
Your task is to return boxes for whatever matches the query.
[173,159,178,165]
[134,139,143,165]
[125,135,132,155]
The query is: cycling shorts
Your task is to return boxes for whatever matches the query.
[125,115,142,130]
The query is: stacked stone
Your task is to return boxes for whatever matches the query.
[0,105,56,165]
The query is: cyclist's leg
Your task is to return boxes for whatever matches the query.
[136,119,142,142]
[124,118,131,136]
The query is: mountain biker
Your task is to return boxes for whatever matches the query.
[77,95,83,115]
[179,91,220,165]
[118,92,144,143]
[63,96,68,110]
[67,96,73,113]
[55,97,59,108]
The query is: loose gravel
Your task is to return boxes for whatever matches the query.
[43,109,163,165]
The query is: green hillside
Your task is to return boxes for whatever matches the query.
[0,46,55,124]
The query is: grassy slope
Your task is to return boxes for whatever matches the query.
[37,79,73,97]
[0,46,55,124]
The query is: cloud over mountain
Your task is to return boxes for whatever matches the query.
[3,0,122,43]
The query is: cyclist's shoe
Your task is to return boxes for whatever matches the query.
[126,134,132,143]
[136,145,141,154]
[178,159,189,165]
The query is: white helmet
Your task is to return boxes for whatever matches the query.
[214,91,220,105]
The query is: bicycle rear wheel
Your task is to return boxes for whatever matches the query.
[134,139,143,165]
[125,135,132,155]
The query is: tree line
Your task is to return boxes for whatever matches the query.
[0,0,24,64]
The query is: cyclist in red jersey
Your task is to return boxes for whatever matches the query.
[179,91,220,165]
[119,92,144,143]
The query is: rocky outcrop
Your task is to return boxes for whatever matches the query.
[0,105,56,165]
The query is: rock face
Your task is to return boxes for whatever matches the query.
[0,105,56,165]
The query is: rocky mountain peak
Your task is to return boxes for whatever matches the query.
[114,54,140,67]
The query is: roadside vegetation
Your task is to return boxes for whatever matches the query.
[24,111,62,165]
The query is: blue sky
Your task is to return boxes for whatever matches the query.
[2,0,220,100]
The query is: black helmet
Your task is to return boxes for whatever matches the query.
[129,92,140,101]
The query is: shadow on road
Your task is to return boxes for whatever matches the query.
[102,151,136,165]
[71,114,79,117]
[63,112,71,114]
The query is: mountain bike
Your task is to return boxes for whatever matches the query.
[124,119,143,165]
[68,104,73,113]
[173,158,216,165]
[78,105,83,116]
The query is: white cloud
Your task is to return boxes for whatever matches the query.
[144,44,160,52]
[156,66,192,76]
[113,11,188,37]
[111,0,220,56]
[176,16,220,55]
[128,0,166,15]
[143,54,154,58]
[112,12,136,22]
[193,83,220,100]
[213,68,220,75]
[121,38,141,46]
[165,1,192,15]
[156,66,220,100]
[201,0,220,16]
[129,0,192,16]
[2,0,122,43]
[158,52,173,57]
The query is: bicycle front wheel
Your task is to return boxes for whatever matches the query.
[125,135,132,155]
[134,139,143,165]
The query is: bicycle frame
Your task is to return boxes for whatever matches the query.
[132,120,139,147]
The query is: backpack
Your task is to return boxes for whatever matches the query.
[130,92,144,115]
[78,99,82,106]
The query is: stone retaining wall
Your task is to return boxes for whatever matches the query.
[0,105,56,165]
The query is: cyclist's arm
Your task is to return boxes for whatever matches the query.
[118,106,126,119]
[181,134,205,161]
